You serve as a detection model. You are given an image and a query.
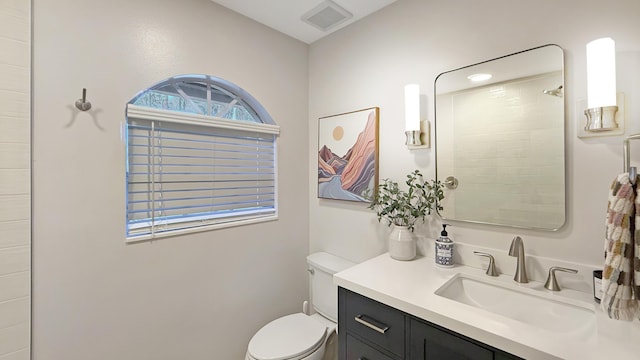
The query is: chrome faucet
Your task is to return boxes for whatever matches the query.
[508,236,528,283]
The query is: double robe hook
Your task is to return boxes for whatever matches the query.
[75,88,92,111]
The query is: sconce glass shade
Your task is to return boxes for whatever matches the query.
[404,84,420,132]
[586,37,616,109]
[585,37,618,131]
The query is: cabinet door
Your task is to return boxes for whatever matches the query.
[410,319,493,360]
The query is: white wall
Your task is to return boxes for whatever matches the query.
[308,0,640,271]
[0,0,30,358]
[32,0,309,359]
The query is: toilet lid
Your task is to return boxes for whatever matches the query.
[248,313,327,360]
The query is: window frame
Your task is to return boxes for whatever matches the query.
[125,75,279,242]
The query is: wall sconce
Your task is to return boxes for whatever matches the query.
[404,84,430,149]
[584,37,619,132]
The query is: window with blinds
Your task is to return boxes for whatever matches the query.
[125,75,279,241]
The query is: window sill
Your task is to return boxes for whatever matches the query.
[125,215,278,243]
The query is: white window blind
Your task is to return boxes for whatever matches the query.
[126,106,279,240]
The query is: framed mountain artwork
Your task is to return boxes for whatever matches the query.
[317,107,379,202]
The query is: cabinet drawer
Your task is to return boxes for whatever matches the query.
[410,319,493,360]
[346,334,395,360]
[344,290,405,358]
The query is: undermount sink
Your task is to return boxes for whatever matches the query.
[435,273,596,336]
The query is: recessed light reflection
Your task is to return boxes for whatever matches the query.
[467,73,492,83]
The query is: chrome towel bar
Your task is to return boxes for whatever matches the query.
[623,133,640,184]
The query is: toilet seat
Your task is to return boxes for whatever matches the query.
[247,313,328,360]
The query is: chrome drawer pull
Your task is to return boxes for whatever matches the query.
[354,314,389,334]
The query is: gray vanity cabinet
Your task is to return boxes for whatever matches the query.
[338,287,523,360]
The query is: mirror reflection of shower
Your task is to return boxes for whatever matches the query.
[434,44,566,231]
[543,85,563,97]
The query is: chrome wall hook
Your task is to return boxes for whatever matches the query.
[75,88,92,111]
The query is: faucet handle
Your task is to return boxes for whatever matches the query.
[544,266,578,291]
[473,251,499,277]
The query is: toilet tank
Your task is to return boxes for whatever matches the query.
[307,252,355,322]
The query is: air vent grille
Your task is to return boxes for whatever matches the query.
[302,0,353,32]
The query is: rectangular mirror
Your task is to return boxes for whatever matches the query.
[435,44,565,230]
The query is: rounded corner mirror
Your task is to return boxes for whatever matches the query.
[434,44,565,231]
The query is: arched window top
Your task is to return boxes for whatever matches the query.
[128,74,275,125]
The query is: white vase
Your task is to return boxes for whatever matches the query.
[388,225,416,261]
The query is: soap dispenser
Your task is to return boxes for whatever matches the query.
[435,224,454,267]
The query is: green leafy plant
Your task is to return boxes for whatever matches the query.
[368,170,444,231]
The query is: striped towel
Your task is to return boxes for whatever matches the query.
[602,173,638,320]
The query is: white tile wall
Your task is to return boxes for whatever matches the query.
[0,247,29,275]
[0,349,29,360]
[0,273,29,303]
[0,170,29,195]
[0,118,28,144]
[0,0,30,358]
[0,196,29,222]
[0,324,29,358]
[0,221,29,249]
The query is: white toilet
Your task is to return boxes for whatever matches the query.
[245,252,355,360]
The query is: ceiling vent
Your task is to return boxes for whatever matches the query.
[301,0,353,32]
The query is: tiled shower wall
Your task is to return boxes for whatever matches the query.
[437,73,565,229]
[0,0,31,359]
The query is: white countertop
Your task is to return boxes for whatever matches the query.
[333,253,640,360]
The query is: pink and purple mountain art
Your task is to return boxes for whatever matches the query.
[318,110,377,202]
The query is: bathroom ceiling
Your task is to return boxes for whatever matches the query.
[210,0,398,44]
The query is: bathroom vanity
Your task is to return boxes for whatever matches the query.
[334,254,640,360]
[339,287,521,359]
